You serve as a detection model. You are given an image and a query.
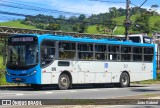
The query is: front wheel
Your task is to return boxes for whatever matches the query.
[119,72,130,87]
[58,74,71,90]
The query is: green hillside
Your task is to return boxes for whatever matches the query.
[1,15,160,35]
[0,20,37,29]
[87,15,160,35]
[86,25,105,34]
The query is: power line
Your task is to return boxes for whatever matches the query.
[0,0,82,16]
[0,10,28,17]
[130,2,138,7]
[0,4,80,16]
[89,0,126,4]
[1,0,100,14]
[0,0,102,16]
[130,0,148,16]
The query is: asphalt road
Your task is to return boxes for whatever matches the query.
[0,84,160,99]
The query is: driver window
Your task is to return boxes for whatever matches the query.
[41,40,55,67]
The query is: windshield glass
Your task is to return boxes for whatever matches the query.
[7,44,38,70]
[129,37,141,43]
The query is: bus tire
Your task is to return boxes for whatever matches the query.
[31,84,42,90]
[58,74,70,90]
[119,72,130,87]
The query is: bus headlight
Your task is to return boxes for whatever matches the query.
[27,70,37,76]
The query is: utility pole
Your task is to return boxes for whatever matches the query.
[125,0,130,40]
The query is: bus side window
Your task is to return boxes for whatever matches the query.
[121,46,131,61]
[144,47,154,61]
[108,45,120,61]
[132,47,142,61]
[41,40,55,67]
[59,42,76,60]
[78,43,93,60]
[95,44,106,60]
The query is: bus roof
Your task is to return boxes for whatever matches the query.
[11,34,155,47]
[129,34,148,37]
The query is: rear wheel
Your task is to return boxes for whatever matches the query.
[119,72,130,87]
[58,74,71,90]
[31,84,42,90]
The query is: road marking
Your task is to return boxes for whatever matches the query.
[16,93,24,96]
[69,90,77,92]
[0,93,16,95]
[45,92,53,94]
[90,89,99,91]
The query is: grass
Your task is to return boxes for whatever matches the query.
[0,20,37,29]
[133,73,160,84]
[149,16,160,28]
[114,26,125,35]
[86,25,104,34]
[0,55,6,85]
[0,56,5,71]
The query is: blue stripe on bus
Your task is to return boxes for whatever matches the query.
[153,46,157,79]
[13,34,155,47]
[6,64,41,84]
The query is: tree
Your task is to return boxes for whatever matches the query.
[47,24,60,31]
[151,4,159,15]
[109,7,118,18]
[78,14,86,21]
[102,19,117,34]
[72,23,80,32]
[96,25,100,31]
[58,15,66,20]
[132,13,150,34]
[151,4,159,11]
[154,21,160,31]
[72,22,86,33]
[117,8,125,16]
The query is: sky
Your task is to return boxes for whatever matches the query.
[0,0,160,22]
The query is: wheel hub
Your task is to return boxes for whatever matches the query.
[60,77,68,87]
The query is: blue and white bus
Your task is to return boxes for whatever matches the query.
[6,34,156,90]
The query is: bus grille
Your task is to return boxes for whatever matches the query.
[18,74,27,76]
[12,78,25,82]
[10,74,27,76]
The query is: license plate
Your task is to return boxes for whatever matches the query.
[15,78,21,81]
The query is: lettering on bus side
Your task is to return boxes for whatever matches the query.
[124,64,128,68]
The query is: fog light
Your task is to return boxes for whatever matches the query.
[6,71,11,76]
[33,70,37,73]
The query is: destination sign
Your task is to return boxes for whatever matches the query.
[11,37,34,42]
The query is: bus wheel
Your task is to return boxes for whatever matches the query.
[31,84,42,90]
[120,72,130,87]
[58,74,70,90]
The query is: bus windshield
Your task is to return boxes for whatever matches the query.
[7,44,38,70]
